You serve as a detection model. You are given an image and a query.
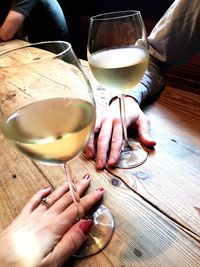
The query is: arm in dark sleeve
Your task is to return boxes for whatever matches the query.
[10,0,36,17]
[0,0,35,41]
[129,0,200,104]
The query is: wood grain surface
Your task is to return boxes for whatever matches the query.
[0,40,200,267]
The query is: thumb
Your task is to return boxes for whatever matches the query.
[52,219,93,264]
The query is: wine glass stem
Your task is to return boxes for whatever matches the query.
[63,162,85,220]
[119,94,129,148]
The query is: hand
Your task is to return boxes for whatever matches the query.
[0,174,104,267]
[85,96,156,169]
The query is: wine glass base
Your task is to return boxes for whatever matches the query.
[114,141,148,169]
[73,204,114,257]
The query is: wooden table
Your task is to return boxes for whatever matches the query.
[0,40,200,266]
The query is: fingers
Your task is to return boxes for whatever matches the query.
[80,187,105,214]
[20,183,104,266]
[36,173,91,213]
[52,219,93,265]
[85,97,122,169]
[84,132,95,158]
[20,186,53,214]
[94,97,156,169]
[96,118,113,169]
[37,182,70,212]
[137,113,156,147]
[125,97,156,147]
[107,119,123,166]
[48,173,91,214]
[84,118,102,159]
[28,174,91,214]
[61,187,105,223]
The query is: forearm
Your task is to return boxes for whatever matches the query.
[0,27,13,41]
[0,259,21,267]
[0,243,20,266]
[127,0,200,105]
[0,229,25,267]
[127,55,166,105]
[0,11,25,41]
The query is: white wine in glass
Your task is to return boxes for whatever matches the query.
[0,41,114,257]
[88,10,149,168]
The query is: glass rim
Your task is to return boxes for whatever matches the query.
[90,10,141,21]
[0,40,72,69]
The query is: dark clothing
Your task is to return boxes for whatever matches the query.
[0,2,10,25]
[10,0,38,17]
[59,0,174,17]
[0,0,69,42]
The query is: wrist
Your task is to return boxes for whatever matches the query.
[109,95,140,105]
[0,233,22,267]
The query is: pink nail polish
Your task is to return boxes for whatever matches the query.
[82,173,90,180]
[79,219,93,235]
[96,187,104,192]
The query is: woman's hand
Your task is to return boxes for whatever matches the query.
[85,96,156,169]
[0,174,104,267]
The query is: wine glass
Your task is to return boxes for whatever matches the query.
[0,41,114,257]
[87,11,149,168]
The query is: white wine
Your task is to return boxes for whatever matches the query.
[1,98,95,164]
[89,46,148,92]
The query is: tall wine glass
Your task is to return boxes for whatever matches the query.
[0,41,114,257]
[87,11,149,168]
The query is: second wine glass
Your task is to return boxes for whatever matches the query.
[0,41,114,257]
[87,10,149,168]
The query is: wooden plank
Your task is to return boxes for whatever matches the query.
[0,39,28,54]
[66,158,200,267]
[83,58,200,242]
[105,86,200,239]
[1,39,200,266]
[1,110,200,267]
[82,59,200,240]
[81,60,200,241]
[0,137,50,230]
[1,149,200,267]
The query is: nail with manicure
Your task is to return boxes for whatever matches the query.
[79,219,93,235]
[82,173,90,180]
[96,187,104,192]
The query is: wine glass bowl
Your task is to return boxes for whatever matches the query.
[0,42,95,165]
[87,11,149,168]
[0,41,114,257]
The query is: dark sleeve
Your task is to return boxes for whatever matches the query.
[10,0,36,17]
[128,0,200,104]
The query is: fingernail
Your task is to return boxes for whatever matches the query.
[94,127,100,133]
[79,219,93,235]
[82,173,90,180]
[97,159,103,169]
[42,185,52,190]
[108,156,115,165]
[88,152,94,159]
[85,149,94,158]
[96,187,104,192]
